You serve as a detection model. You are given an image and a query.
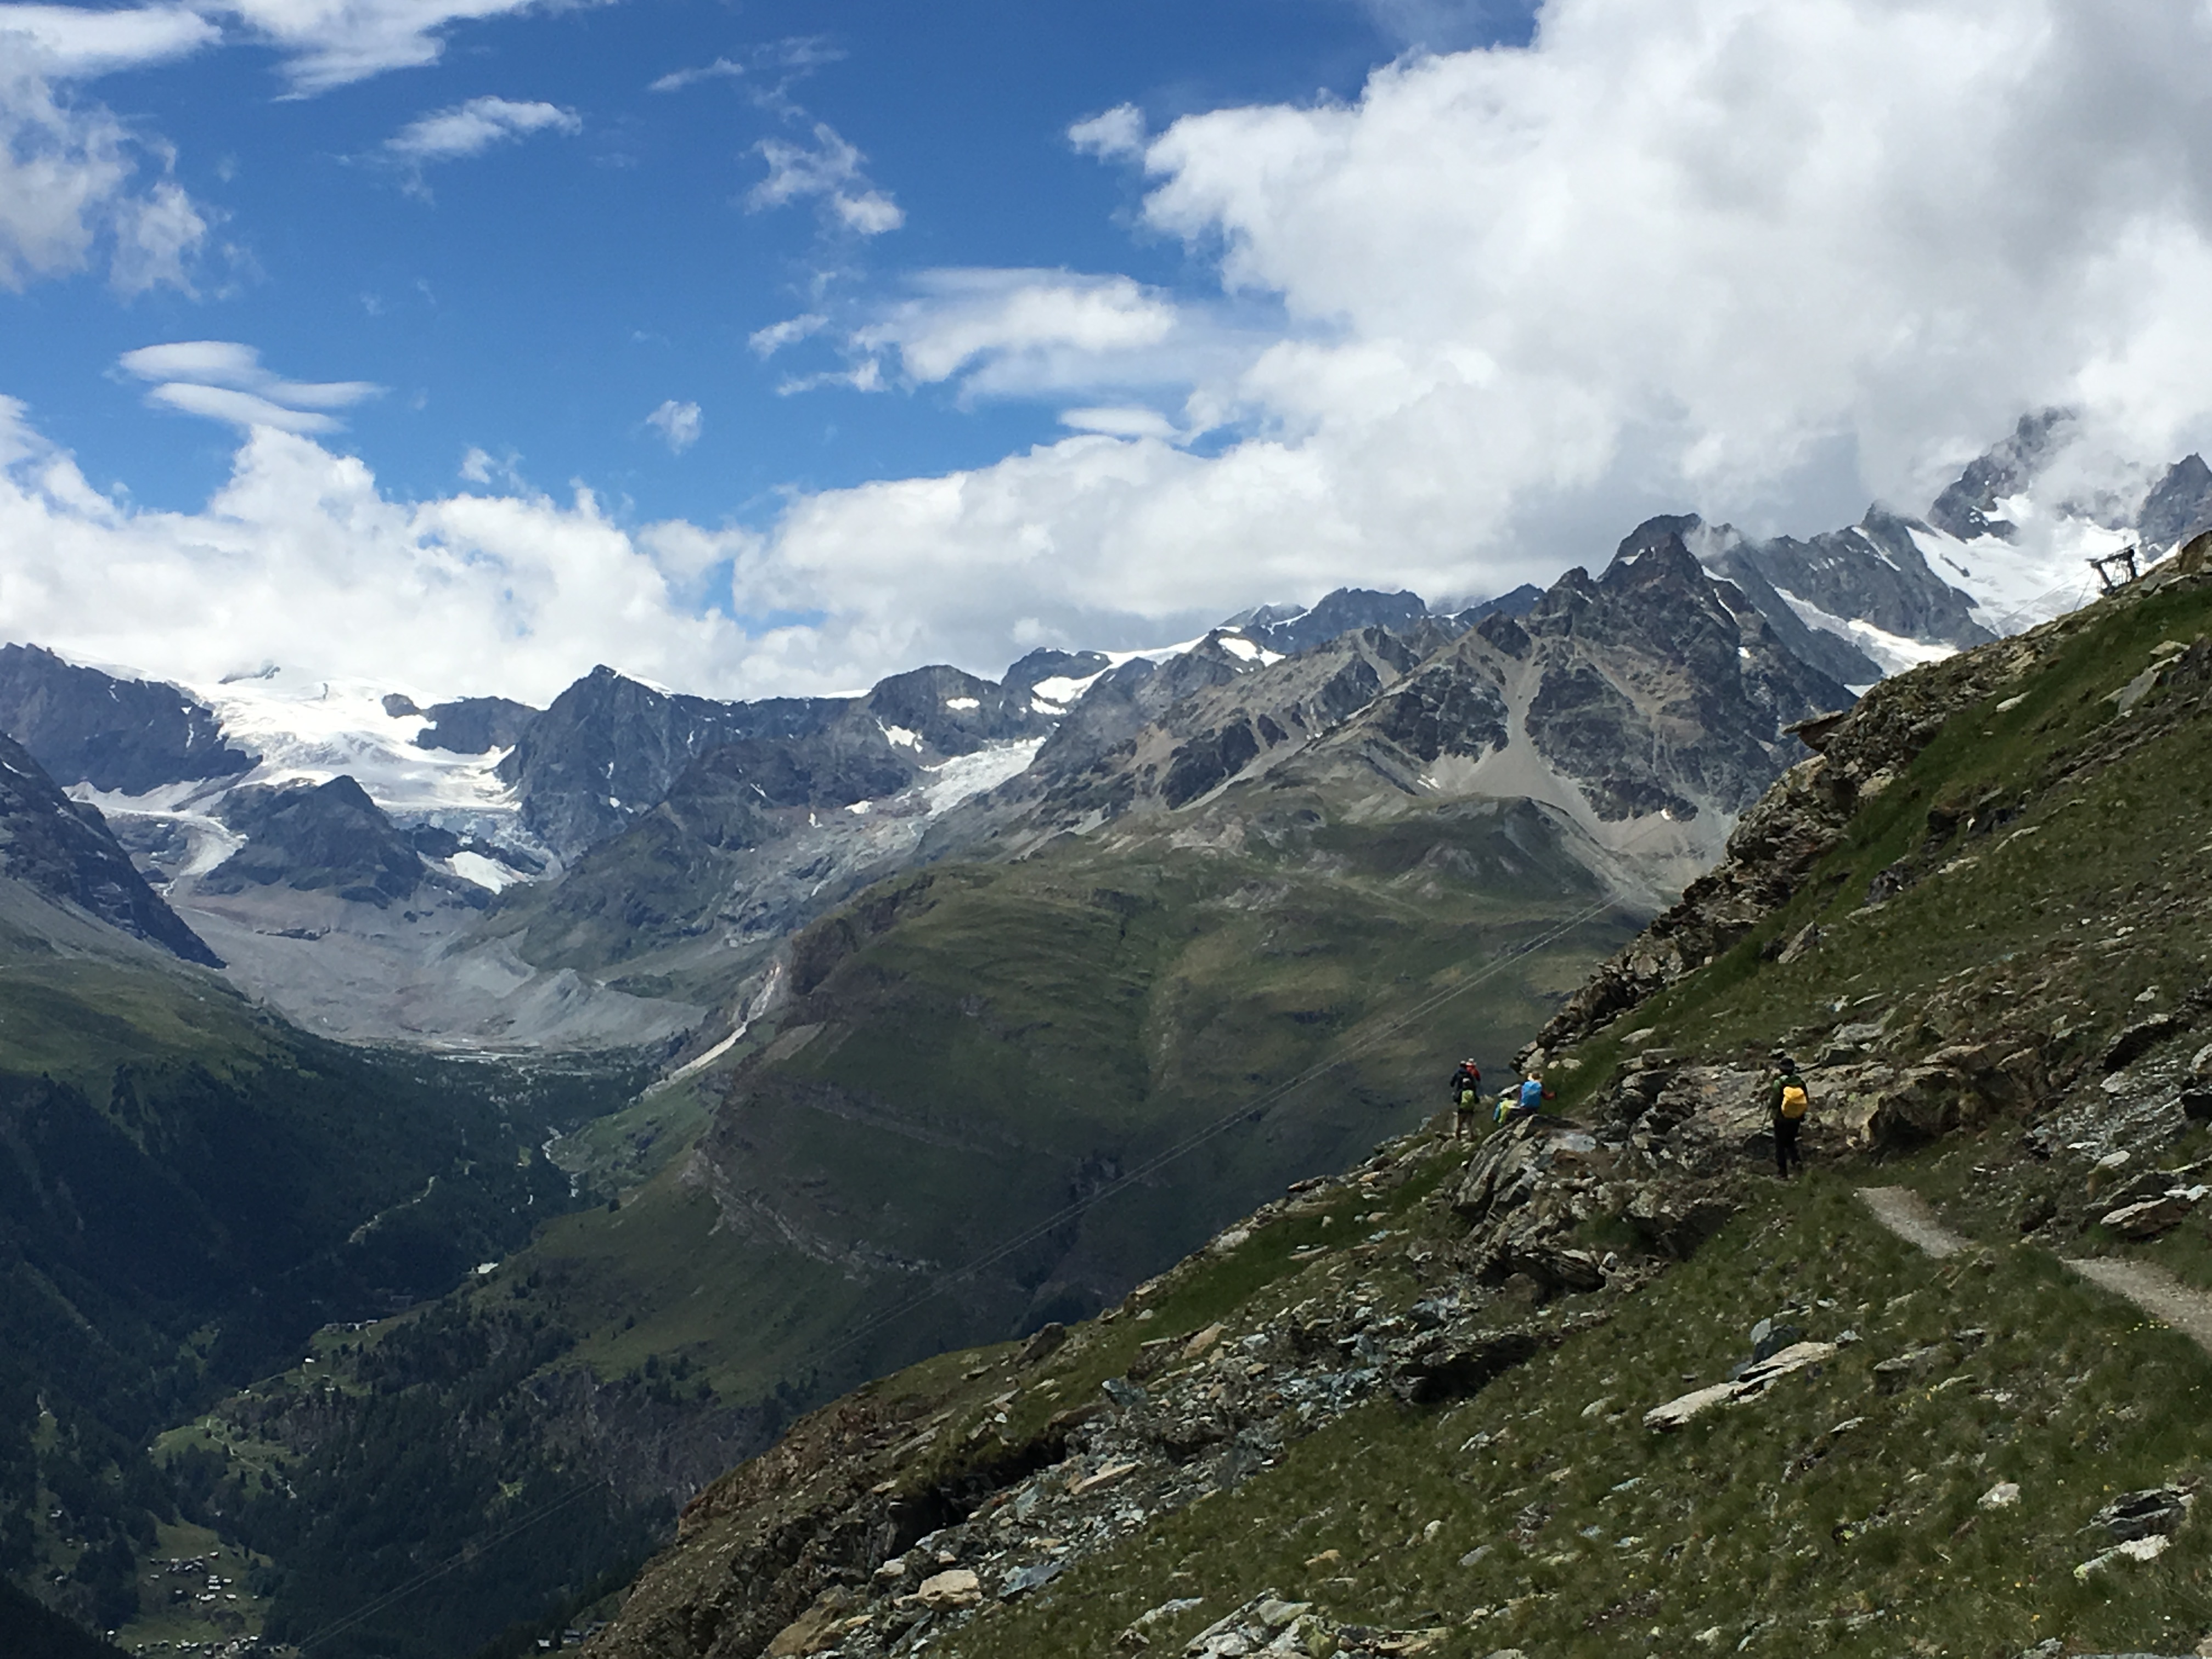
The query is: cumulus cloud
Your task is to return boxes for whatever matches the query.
[17,0,2212,707]
[119,341,383,432]
[646,398,702,452]
[0,400,762,702]
[1067,103,1144,160]
[747,121,903,235]
[738,0,2212,677]
[0,60,208,293]
[849,270,1187,397]
[0,5,220,76]
[385,95,579,168]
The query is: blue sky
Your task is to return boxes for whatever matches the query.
[3,0,2211,703]
[5,0,1532,523]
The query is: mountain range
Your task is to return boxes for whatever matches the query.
[2,414,2200,1063]
[577,526,2212,1659]
[3,411,2211,1656]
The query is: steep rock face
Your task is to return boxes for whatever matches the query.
[1233,587,1432,656]
[923,546,1844,887]
[498,665,1062,865]
[1522,528,2212,1062]
[981,629,1427,836]
[413,695,540,754]
[1707,507,1993,656]
[0,733,220,965]
[1019,638,1254,781]
[0,643,255,793]
[2138,454,2212,550]
[1926,407,2074,542]
[1689,537,1886,687]
[496,668,825,861]
[202,776,449,910]
[1000,647,1112,702]
[487,669,1065,976]
[1518,529,1853,821]
[861,664,1056,753]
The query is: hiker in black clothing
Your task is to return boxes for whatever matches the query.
[1768,1056,1810,1178]
[1447,1059,1483,1142]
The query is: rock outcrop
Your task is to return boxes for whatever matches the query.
[0,732,221,964]
[0,642,255,794]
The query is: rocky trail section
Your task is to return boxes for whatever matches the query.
[2063,1259,2212,1358]
[585,1013,2212,1658]
[593,1045,2029,1659]
[1859,1184,2212,1361]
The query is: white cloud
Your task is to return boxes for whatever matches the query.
[385,95,579,163]
[17,0,2212,711]
[852,270,1183,393]
[1067,103,1144,160]
[649,55,743,93]
[833,190,903,235]
[1061,405,1178,441]
[731,0,2212,681]
[108,179,207,295]
[119,341,383,431]
[747,121,903,235]
[749,312,827,356]
[646,398,702,452]
[0,60,207,293]
[217,0,546,94]
[0,5,220,77]
[0,402,764,703]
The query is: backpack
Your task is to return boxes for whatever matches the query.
[1519,1079,1544,1113]
[1779,1080,1809,1120]
[1457,1087,1479,1109]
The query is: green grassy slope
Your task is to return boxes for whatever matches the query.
[164,791,1633,1659]
[0,881,652,1651]
[963,567,2212,1654]
[1545,568,2212,1114]
[580,555,2212,1659]
[951,1159,2212,1659]
[496,792,1637,1406]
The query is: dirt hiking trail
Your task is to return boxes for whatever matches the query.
[1857,1186,2212,1359]
[1855,1187,1968,1259]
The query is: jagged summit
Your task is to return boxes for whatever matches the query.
[1926,406,2075,542]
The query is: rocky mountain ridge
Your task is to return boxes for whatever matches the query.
[0,729,220,967]
[4,416,2205,1054]
[567,528,2212,1659]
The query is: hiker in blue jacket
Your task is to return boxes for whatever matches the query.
[1497,1070,1553,1125]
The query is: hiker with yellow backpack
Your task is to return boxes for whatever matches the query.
[1769,1056,1810,1178]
